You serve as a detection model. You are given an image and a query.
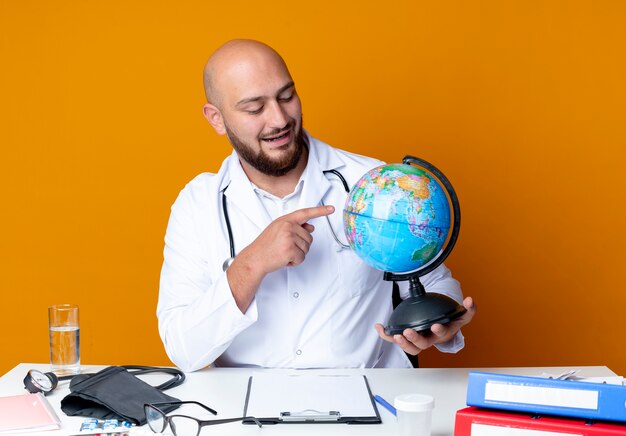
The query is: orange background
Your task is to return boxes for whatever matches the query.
[1,1,625,376]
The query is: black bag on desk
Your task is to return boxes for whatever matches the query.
[60,365,185,425]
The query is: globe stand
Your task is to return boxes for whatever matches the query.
[381,155,466,336]
[383,273,466,336]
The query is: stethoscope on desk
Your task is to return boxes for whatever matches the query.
[221,169,351,271]
[23,365,185,395]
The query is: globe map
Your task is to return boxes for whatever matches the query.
[343,163,451,274]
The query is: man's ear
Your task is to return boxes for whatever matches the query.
[203,103,226,135]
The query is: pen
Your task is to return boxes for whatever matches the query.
[374,394,397,416]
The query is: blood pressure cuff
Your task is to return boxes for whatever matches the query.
[60,365,182,425]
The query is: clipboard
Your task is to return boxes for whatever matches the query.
[242,373,382,424]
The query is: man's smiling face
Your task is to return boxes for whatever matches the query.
[203,41,305,177]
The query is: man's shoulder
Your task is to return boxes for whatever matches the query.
[169,172,217,210]
[173,156,234,207]
[179,154,233,195]
[185,171,219,189]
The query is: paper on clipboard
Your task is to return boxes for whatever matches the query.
[243,372,380,423]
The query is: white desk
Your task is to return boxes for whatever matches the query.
[0,363,616,436]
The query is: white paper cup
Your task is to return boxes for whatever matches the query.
[395,393,434,436]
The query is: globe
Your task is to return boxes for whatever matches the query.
[343,162,452,274]
[343,156,465,335]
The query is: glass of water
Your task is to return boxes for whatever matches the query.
[48,304,80,375]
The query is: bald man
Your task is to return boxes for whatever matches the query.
[157,40,475,372]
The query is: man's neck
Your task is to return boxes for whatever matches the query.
[240,147,309,198]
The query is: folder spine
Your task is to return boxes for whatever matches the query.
[466,371,626,422]
[454,406,626,435]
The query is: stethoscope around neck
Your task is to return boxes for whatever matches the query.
[221,169,351,271]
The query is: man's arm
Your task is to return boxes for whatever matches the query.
[157,188,256,372]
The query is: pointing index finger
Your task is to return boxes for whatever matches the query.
[288,205,335,224]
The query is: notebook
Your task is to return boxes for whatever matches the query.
[0,393,62,433]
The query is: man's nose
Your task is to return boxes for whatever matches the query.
[265,100,289,129]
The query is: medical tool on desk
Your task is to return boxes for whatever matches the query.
[24,365,184,396]
[221,169,351,271]
[24,366,185,425]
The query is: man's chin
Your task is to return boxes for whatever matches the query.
[258,144,303,176]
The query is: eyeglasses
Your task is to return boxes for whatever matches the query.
[144,401,262,436]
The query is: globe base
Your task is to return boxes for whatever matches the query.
[384,293,466,336]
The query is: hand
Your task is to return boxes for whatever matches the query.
[375,296,476,355]
[227,205,335,312]
[244,204,335,273]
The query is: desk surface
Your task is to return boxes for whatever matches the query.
[0,363,617,436]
